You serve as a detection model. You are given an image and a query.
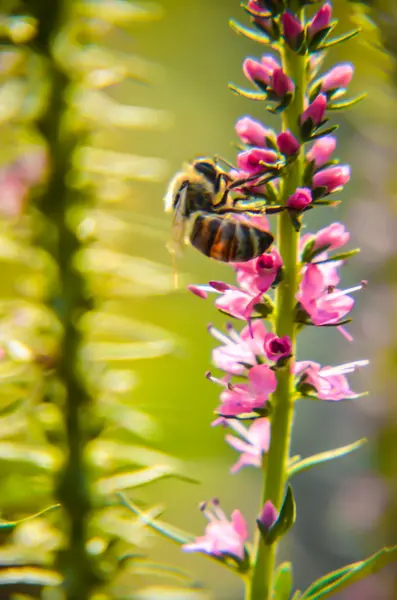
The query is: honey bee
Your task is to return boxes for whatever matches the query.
[164,158,274,263]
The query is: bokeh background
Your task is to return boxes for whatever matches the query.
[0,0,396,599]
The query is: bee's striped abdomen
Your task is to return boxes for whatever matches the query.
[189,213,273,262]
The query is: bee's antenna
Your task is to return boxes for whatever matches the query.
[214,154,236,170]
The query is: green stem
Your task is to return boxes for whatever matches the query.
[248,16,307,600]
[31,1,98,598]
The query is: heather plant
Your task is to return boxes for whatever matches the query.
[121,1,397,599]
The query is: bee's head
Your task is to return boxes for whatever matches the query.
[193,159,219,186]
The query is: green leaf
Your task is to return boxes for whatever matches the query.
[292,592,302,600]
[229,19,270,44]
[301,545,397,599]
[328,93,367,111]
[118,493,193,546]
[228,84,267,101]
[307,24,336,51]
[319,28,361,50]
[265,485,296,545]
[314,249,360,264]
[309,125,339,140]
[0,504,60,531]
[273,562,293,600]
[125,560,194,584]
[96,465,199,495]
[288,439,367,478]
[0,568,61,586]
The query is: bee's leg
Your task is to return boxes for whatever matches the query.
[228,171,275,190]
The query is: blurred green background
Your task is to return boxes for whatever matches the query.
[0,0,396,599]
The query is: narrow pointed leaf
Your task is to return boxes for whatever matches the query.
[127,561,194,583]
[314,249,360,264]
[309,125,339,141]
[0,568,61,586]
[328,94,366,111]
[292,593,302,600]
[0,504,60,531]
[288,439,367,478]
[229,19,270,44]
[320,28,361,50]
[228,84,267,101]
[118,493,194,545]
[265,485,296,545]
[96,465,198,495]
[274,562,293,600]
[301,545,397,599]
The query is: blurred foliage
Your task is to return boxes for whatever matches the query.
[0,0,396,599]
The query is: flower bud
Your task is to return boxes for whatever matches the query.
[313,223,350,252]
[243,58,272,87]
[306,136,336,167]
[313,166,350,193]
[277,130,300,156]
[282,11,304,50]
[307,3,332,39]
[271,68,295,97]
[235,116,269,147]
[237,148,278,175]
[300,93,327,126]
[321,63,354,92]
[263,333,292,362]
[286,187,312,210]
[258,501,278,532]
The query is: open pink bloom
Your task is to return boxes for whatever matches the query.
[321,63,354,92]
[301,93,327,126]
[237,148,278,176]
[189,281,258,320]
[214,418,270,473]
[258,501,278,531]
[295,359,368,401]
[307,3,332,39]
[235,116,270,147]
[282,11,304,48]
[263,333,292,362]
[313,222,350,252]
[286,187,312,210]
[271,68,295,97]
[183,500,248,560]
[277,130,300,156]
[306,136,336,168]
[234,248,282,296]
[243,55,279,87]
[313,165,350,193]
[210,364,277,417]
[209,321,267,375]
[297,264,357,327]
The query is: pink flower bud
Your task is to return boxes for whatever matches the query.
[321,63,354,92]
[277,131,300,156]
[282,11,304,48]
[313,165,350,193]
[237,148,278,176]
[286,187,312,210]
[271,68,295,97]
[307,3,332,39]
[300,93,327,126]
[235,116,269,147]
[258,501,278,531]
[263,333,292,362]
[306,136,336,167]
[243,57,272,87]
[313,223,350,252]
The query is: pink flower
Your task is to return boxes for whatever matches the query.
[235,116,270,147]
[297,264,361,329]
[234,248,283,296]
[216,288,260,320]
[321,63,354,92]
[295,359,368,401]
[312,165,350,193]
[183,500,248,560]
[243,55,279,87]
[214,418,270,473]
[286,187,312,210]
[271,68,295,97]
[237,148,278,176]
[258,501,278,531]
[263,333,292,362]
[277,131,300,156]
[209,321,267,375]
[312,223,350,252]
[300,93,327,126]
[282,11,304,49]
[307,3,332,39]
[210,364,277,417]
[306,136,336,167]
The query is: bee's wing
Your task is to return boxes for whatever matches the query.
[166,185,188,256]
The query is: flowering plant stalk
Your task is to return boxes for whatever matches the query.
[121,1,397,598]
